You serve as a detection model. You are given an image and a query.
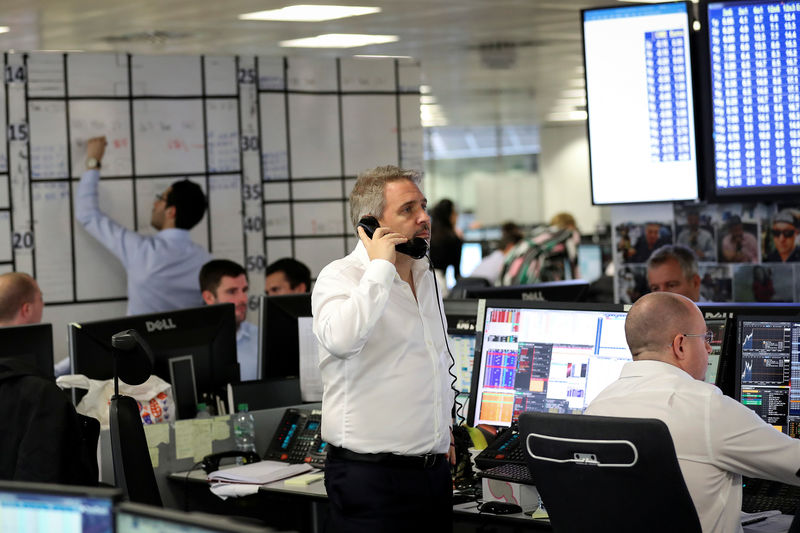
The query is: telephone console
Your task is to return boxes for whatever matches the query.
[263,408,328,469]
[474,425,525,470]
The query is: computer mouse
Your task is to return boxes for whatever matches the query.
[480,501,523,515]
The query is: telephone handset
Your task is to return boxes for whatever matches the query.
[358,216,428,260]
[201,450,261,474]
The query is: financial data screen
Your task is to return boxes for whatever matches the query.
[708,0,800,197]
[705,318,727,385]
[737,317,800,435]
[449,332,476,424]
[583,2,699,204]
[471,305,631,427]
[0,490,113,533]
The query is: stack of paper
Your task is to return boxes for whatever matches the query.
[207,460,313,485]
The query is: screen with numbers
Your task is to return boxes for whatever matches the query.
[707,0,800,199]
[582,2,699,205]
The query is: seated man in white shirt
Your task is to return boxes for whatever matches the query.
[586,292,800,533]
[76,136,211,316]
[199,260,257,381]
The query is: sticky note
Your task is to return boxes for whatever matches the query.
[212,415,231,440]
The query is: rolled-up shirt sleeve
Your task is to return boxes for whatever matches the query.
[75,169,144,268]
[312,257,395,359]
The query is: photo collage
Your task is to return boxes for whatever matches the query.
[614,203,800,304]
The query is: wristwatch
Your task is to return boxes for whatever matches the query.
[86,157,101,170]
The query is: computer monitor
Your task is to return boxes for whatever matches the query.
[702,0,800,202]
[0,480,119,533]
[116,501,265,533]
[704,317,729,386]
[468,300,631,428]
[735,313,800,435]
[0,323,54,378]
[459,242,484,278]
[257,294,318,398]
[68,304,238,406]
[577,244,603,283]
[464,280,590,302]
[583,1,699,204]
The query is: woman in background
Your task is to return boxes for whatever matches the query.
[430,199,463,280]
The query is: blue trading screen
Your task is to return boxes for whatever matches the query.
[583,2,699,204]
[471,306,632,427]
[708,0,800,196]
[0,490,114,533]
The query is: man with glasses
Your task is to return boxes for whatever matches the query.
[76,136,211,315]
[586,292,800,533]
[765,209,800,262]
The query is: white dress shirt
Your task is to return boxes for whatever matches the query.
[586,360,800,533]
[236,320,259,381]
[76,170,211,316]
[312,242,452,456]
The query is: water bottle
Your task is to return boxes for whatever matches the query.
[196,402,211,419]
[233,403,257,464]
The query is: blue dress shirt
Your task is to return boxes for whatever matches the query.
[76,170,212,316]
[237,320,259,381]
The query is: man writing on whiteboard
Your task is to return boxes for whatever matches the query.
[75,136,211,316]
[312,165,454,532]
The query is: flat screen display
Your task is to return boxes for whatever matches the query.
[468,301,631,428]
[706,0,800,200]
[583,2,699,204]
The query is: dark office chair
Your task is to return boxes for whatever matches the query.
[448,276,490,299]
[108,329,162,507]
[519,412,702,533]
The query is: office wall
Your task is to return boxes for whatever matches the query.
[540,123,609,234]
[1,52,422,363]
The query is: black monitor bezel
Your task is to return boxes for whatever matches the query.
[464,280,590,302]
[257,293,312,380]
[466,299,628,429]
[68,303,238,399]
[0,323,53,378]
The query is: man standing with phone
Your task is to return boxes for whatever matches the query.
[312,165,454,532]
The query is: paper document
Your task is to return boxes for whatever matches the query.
[207,460,312,484]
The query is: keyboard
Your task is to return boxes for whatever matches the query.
[742,478,800,514]
[474,430,526,470]
[478,463,535,485]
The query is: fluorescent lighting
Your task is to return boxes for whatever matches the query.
[421,104,447,127]
[560,89,586,98]
[420,85,432,94]
[239,5,380,22]
[0,27,10,34]
[280,33,398,48]
[420,95,437,105]
[354,54,412,59]
[547,111,587,122]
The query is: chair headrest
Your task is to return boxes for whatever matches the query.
[111,329,154,386]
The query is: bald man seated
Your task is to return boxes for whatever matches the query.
[646,244,701,302]
[0,272,44,327]
[586,292,800,533]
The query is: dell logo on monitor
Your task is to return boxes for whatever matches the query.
[145,318,177,332]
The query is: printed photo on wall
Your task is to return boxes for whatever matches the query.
[698,265,732,302]
[674,204,717,263]
[762,207,800,263]
[733,264,794,302]
[617,221,673,264]
[618,265,648,304]
[718,211,760,264]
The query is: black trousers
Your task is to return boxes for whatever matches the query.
[323,452,453,533]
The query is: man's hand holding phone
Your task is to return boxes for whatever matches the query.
[357,223,408,264]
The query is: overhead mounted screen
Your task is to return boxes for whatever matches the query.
[583,2,699,204]
[706,0,800,200]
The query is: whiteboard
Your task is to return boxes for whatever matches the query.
[1,52,419,363]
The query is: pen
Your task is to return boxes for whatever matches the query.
[741,516,768,526]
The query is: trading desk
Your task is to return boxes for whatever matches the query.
[168,467,550,533]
